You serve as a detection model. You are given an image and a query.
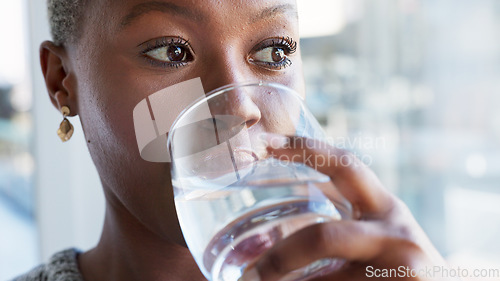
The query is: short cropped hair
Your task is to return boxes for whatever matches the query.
[47,0,87,46]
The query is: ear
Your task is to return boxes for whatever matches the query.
[40,41,78,116]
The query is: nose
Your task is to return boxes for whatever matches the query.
[201,49,262,130]
[212,87,261,129]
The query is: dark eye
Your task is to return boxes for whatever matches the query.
[140,37,194,68]
[146,45,189,63]
[253,47,287,63]
[249,37,297,70]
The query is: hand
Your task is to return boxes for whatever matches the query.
[240,136,449,281]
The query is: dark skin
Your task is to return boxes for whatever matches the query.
[40,0,448,280]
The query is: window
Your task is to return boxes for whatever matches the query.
[0,0,38,279]
[299,0,500,267]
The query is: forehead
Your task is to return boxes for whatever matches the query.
[77,0,299,53]
[90,0,298,29]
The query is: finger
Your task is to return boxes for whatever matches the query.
[313,263,424,281]
[311,264,371,281]
[265,134,395,216]
[242,220,386,281]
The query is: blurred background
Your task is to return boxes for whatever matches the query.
[1,0,499,280]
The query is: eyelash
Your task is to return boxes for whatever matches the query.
[251,36,298,70]
[139,36,298,70]
[140,37,193,69]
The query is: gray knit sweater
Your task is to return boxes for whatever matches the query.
[12,249,84,281]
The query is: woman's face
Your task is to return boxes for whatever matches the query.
[67,0,303,243]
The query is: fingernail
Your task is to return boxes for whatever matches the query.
[238,267,261,281]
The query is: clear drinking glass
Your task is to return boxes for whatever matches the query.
[167,82,352,281]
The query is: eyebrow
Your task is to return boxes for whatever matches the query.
[251,3,298,24]
[120,2,297,29]
[120,1,205,27]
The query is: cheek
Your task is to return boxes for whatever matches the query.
[264,57,306,132]
[75,52,187,238]
[293,56,306,98]
[77,52,175,199]
[257,92,303,138]
[272,54,306,98]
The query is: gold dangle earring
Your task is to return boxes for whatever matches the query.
[57,106,74,142]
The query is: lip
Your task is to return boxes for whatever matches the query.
[231,148,259,170]
[179,146,259,181]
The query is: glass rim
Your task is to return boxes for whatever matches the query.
[166,81,304,151]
